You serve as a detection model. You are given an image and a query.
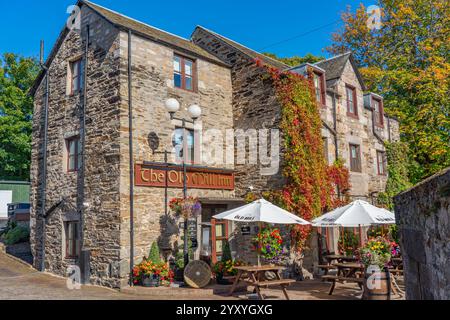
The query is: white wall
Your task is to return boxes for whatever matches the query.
[0,190,12,218]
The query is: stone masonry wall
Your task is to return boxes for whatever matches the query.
[117,31,234,287]
[394,167,450,300]
[192,28,287,264]
[191,28,286,199]
[30,7,123,288]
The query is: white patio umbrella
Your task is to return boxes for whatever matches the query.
[312,199,395,247]
[213,198,311,265]
[311,200,395,227]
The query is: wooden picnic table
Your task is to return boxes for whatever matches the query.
[325,254,358,263]
[322,262,365,295]
[228,265,296,300]
[333,262,364,278]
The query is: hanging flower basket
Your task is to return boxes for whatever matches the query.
[169,197,202,219]
[252,226,286,263]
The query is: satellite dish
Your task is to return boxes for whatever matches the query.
[148,132,160,154]
[184,260,212,289]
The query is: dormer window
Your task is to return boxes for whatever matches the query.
[313,71,326,106]
[373,97,384,127]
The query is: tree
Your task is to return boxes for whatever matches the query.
[0,53,39,180]
[263,52,324,67]
[328,1,450,183]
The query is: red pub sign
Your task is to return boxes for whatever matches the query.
[135,163,235,190]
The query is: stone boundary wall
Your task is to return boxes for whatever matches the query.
[394,167,450,299]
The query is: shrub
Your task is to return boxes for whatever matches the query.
[3,225,30,245]
[148,241,161,264]
[221,240,232,262]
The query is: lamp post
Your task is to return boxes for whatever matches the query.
[165,98,202,267]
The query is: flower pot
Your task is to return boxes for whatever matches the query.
[142,275,160,287]
[363,269,391,300]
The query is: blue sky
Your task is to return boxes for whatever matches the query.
[1,0,371,60]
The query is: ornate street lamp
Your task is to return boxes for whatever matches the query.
[165,98,202,267]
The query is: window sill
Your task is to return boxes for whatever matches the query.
[64,257,78,261]
[346,112,359,120]
[174,86,197,94]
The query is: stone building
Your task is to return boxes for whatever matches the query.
[30,0,399,288]
[394,167,450,300]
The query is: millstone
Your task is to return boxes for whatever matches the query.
[183,260,212,289]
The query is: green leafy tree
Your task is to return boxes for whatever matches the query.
[328,1,450,183]
[0,53,39,180]
[263,52,324,67]
[148,241,162,263]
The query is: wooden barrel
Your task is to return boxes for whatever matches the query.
[363,271,391,300]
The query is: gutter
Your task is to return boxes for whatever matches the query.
[127,29,135,287]
[39,40,49,272]
[330,87,341,198]
[79,24,90,283]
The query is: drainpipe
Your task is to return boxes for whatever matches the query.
[79,24,90,283]
[39,40,49,272]
[331,89,339,160]
[127,29,135,286]
[328,87,341,198]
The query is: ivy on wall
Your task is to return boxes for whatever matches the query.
[377,141,412,210]
[254,59,351,251]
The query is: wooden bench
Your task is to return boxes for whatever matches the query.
[318,264,337,275]
[254,279,296,287]
[322,275,364,295]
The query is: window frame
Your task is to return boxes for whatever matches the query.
[70,58,84,95]
[173,127,195,164]
[372,97,384,128]
[345,84,358,118]
[173,54,196,92]
[64,221,79,259]
[349,143,362,172]
[312,71,326,107]
[376,150,387,175]
[66,136,81,173]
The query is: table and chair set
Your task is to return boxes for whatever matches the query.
[211,198,400,300]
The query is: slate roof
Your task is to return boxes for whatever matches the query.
[82,1,226,66]
[193,26,290,70]
[30,0,229,96]
[314,52,367,90]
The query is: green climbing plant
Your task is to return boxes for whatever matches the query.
[377,142,413,209]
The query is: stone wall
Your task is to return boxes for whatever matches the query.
[30,6,123,288]
[394,167,450,300]
[117,31,234,287]
[191,28,286,199]
[330,60,400,199]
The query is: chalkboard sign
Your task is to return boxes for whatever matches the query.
[187,219,197,238]
[241,226,251,235]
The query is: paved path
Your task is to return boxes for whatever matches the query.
[0,251,375,300]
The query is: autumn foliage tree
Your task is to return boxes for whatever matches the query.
[328,1,450,183]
